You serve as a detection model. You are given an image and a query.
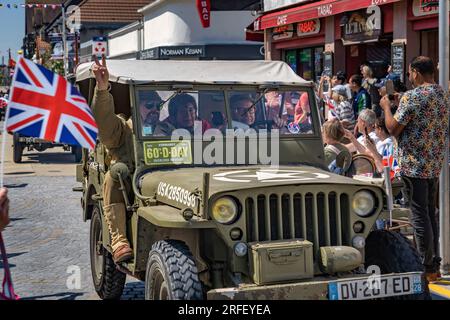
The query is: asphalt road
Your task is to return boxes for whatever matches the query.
[0,129,144,300]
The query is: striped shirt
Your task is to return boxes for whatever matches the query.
[335,100,356,130]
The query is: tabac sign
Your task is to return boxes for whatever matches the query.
[196,0,211,28]
[342,6,382,44]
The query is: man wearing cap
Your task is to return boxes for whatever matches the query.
[139,91,163,136]
[331,86,355,130]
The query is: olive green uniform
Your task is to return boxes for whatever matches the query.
[92,88,134,253]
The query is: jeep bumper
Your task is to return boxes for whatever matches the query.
[207,272,426,300]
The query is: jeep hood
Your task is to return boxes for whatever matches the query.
[139,165,378,210]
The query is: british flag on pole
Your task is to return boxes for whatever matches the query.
[5,57,97,149]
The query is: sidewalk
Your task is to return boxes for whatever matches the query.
[429,276,450,299]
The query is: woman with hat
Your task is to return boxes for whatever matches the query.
[323,85,356,131]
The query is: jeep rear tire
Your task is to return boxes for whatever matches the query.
[72,146,82,163]
[365,230,430,300]
[90,205,126,300]
[13,133,23,163]
[145,240,203,300]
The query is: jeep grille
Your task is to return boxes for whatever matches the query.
[245,191,351,257]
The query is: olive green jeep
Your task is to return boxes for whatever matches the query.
[74,59,426,300]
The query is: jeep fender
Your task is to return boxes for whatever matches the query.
[137,206,215,229]
[83,183,99,222]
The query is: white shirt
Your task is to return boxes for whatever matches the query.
[376,137,394,157]
[232,120,250,130]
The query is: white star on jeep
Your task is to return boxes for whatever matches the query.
[213,169,330,183]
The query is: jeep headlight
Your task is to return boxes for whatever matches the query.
[352,190,375,217]
[212,197,238,224]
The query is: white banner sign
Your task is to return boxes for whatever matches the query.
[264,0,310,12]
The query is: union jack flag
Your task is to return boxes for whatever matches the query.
[382,148,400,181]
[5,57,97,149]
[323,94,337,119]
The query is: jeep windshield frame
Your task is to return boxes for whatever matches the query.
[129,84,326,170]
[132,84,321,141]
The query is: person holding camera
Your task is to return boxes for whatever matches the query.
[381,56,449,281]
[344,109,380,155]
[363,116,394,174]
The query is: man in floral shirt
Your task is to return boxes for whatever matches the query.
[381,56,449,281]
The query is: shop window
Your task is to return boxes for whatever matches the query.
[314,47,324,82]
[299,48,313,80]
[283,47,324,82]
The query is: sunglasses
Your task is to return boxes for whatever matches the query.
[145,101,161,110]
[239,105,256,117]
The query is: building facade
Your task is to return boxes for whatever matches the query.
[257,0,448,85]
[108,0,264,60]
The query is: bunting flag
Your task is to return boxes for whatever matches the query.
[0,3,62,9]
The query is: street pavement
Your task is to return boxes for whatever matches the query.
[0,128,144,300]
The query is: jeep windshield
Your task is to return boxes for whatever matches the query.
[135,89,316,138]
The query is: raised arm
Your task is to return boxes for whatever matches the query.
[380,95,406,138]
[91,55,125,149]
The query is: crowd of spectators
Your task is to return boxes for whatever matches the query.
[317,56,449,281]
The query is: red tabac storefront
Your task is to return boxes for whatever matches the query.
[257,0,398,82]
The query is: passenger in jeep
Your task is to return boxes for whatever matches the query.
[154,93,211,136]
[139,91,163,136]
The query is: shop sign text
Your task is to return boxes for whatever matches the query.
[272,24,294,40]
[297,19,321,37]
[317,4,333,17]
[342,6,382,43]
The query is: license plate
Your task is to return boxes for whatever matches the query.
[328,273,423,300]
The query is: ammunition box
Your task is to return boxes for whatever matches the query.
[249,239,314,285]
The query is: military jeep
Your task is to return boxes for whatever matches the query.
[74,60,426,300]
[12,132,82,163]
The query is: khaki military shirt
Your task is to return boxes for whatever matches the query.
[92,88,135,172]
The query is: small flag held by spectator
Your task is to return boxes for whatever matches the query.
[382,148,398,180]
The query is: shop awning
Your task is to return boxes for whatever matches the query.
[258,0,401,30]
[245,17,264,42]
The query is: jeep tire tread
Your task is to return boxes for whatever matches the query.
[90,205,126,300]
[72,146,82,163]
[13,133,23,163]
[145,240,203,300]
[365,229,430,300]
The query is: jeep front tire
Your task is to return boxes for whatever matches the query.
[145,240,203,300]
[365,230,430,300]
